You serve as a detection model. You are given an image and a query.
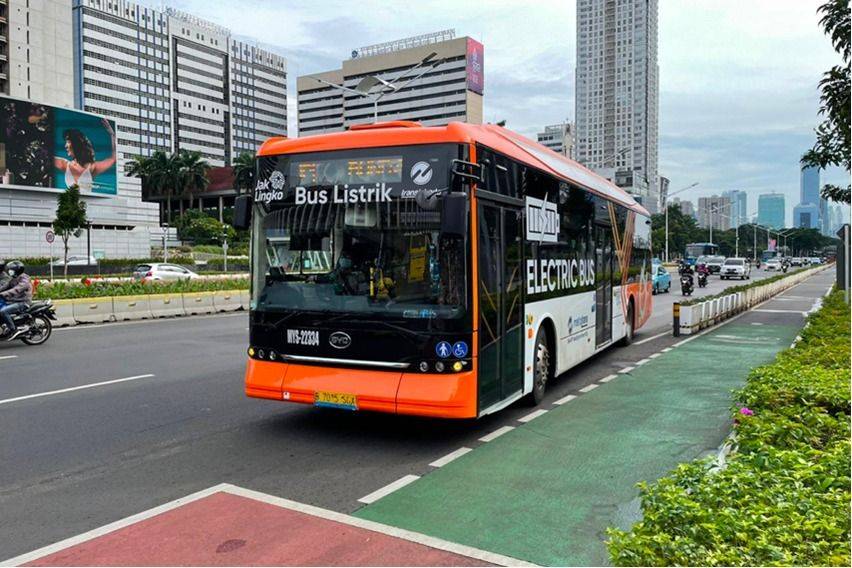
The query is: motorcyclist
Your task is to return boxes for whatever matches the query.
[696,262,710,276]
[0,260,33,340]
[0,260,10,293]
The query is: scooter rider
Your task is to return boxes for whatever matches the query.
[0,260,33,340]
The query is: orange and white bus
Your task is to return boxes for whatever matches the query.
[234,121,652,419]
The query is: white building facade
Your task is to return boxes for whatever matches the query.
[575,0,659,213]
[536,122,575,158]
[298,30,483,135]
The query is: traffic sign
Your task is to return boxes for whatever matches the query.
[45,231,55,244]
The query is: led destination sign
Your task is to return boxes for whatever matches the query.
[292,156,403,186]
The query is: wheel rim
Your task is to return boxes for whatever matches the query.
[25,317,49,344]
[535,340,550,392]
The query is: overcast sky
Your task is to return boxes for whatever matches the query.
[170,0,849,224]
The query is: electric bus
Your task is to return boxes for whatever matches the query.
[684,242,719,265]
[234,121,652,419]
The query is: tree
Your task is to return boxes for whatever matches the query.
[232,152,256,195]
[175,210,235,245]
[802,0,850,204]
[126,151,181,224]
[52,185,88,278]
[176,151,210,210]
[650,205,700,260]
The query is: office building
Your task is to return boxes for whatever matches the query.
[671,197,694,218]
[575,0,659,213]
[793,164,825,230]
[697,195,732,230]
[722,189,747,227]
[1,0,74,106]
[757,193,785,229]
[298,30,484,135]
[536,121,575,158]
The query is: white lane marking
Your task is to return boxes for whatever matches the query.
[54,312,246,332]
[753,309,807,315]
[599,374,619,383]
[429,447,472,468]
[553,394,577,405]
[0,483,535,568]
[0,355,18,361]
[578,383,599,393]
[0,374,155,406]
[635,358,651,365]
[518,409,548,423]
[648,353,661,359]
[618,366,635,374]
[633,330,669,345]
[479,425,515,442]
[358,475,420,504]
[661,347,673,352]
[751,322,764,325]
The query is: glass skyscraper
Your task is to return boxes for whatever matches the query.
[758,193,786,229]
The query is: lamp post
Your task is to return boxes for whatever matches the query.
[312,52,442,122]
[664,182,699,262]
[709,201,732,250]
[162,222,169,263]
[778,228,795,258]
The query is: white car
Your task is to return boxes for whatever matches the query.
[790,257,804,266]
[50,255,97,266]
[132,263,200,282]
[720,258,751,280]
[808,257,822,265]
[765,258,781,271]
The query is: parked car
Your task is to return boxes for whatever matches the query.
[765,258,782,271]
[50,255,97,266]
[720,257,751,280]
[132,263,200,282]
[651,263,671,295]
[706,255,726,274]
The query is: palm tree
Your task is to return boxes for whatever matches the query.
[125,151,181,224]
[176,150,211,210]
[232,152,256,196]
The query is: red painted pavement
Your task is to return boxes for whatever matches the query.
[26,491,492,566]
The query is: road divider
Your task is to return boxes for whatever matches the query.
[47,290,248,328]
[674,265,829,335]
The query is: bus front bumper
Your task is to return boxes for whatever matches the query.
[244,359,478,419]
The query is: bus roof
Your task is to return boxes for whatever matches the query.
[258,121,650,216]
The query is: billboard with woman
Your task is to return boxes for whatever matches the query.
[0,97,117,195]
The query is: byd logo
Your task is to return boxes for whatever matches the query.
[329,331,352,349]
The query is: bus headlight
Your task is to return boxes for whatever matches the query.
[435,361,445,372]
[452,361,463,372]
[269,351,277,361]
[419,361,429,372]
[248,347,255,357]
[258,349,265,359]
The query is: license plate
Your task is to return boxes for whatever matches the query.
[314,391,358,410]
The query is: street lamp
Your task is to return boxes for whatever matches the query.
[714,208,742,257]
[778,228,796,257]
[709,201,734,249]
[664,182,699,262]
[312,52,442,122]
[162,222,169,263]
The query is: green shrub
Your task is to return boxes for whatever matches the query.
[35,277,248,300]
[608,289,851,566]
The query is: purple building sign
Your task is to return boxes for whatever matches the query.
[466,38,484,95]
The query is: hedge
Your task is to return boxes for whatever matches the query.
[34,277,249,300]
[680,267,808,306]
[607,290,851,566]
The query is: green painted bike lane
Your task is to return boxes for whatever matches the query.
[354,321,801,566]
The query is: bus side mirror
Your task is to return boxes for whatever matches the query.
[232,195,252,230]
[441,192,468,237]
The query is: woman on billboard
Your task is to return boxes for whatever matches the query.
[53,119,116,192]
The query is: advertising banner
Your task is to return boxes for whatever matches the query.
[465,38,484,95]
[0,97,117,195]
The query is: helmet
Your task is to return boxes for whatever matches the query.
[6,260,24,277]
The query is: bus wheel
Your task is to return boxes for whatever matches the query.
[529,327,551,406]
[618,301,635,347]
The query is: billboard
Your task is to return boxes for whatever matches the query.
[0,97,117,195]
[466,38,484,95]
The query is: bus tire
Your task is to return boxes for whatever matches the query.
[618,300,635,347]
[528,326,551,406]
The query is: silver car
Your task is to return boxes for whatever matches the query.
[132,263,200,282]
[720,258,751,280]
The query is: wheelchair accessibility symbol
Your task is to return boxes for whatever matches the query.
[436,341,452,358]
[452,341,468,358]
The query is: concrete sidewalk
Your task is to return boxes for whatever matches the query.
[355,271,833,566]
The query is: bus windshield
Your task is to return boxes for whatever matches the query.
[250,144,467,320]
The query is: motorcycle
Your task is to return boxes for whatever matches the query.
[697,272,708,288]
[0,299,57,345]
[680,275,694,296]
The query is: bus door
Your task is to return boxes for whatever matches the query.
[595,224,613,346]
[477,201,524,410]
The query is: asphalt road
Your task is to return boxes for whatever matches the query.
[0,266,799,560]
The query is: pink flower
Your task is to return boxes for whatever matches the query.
[739,407,754,416]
